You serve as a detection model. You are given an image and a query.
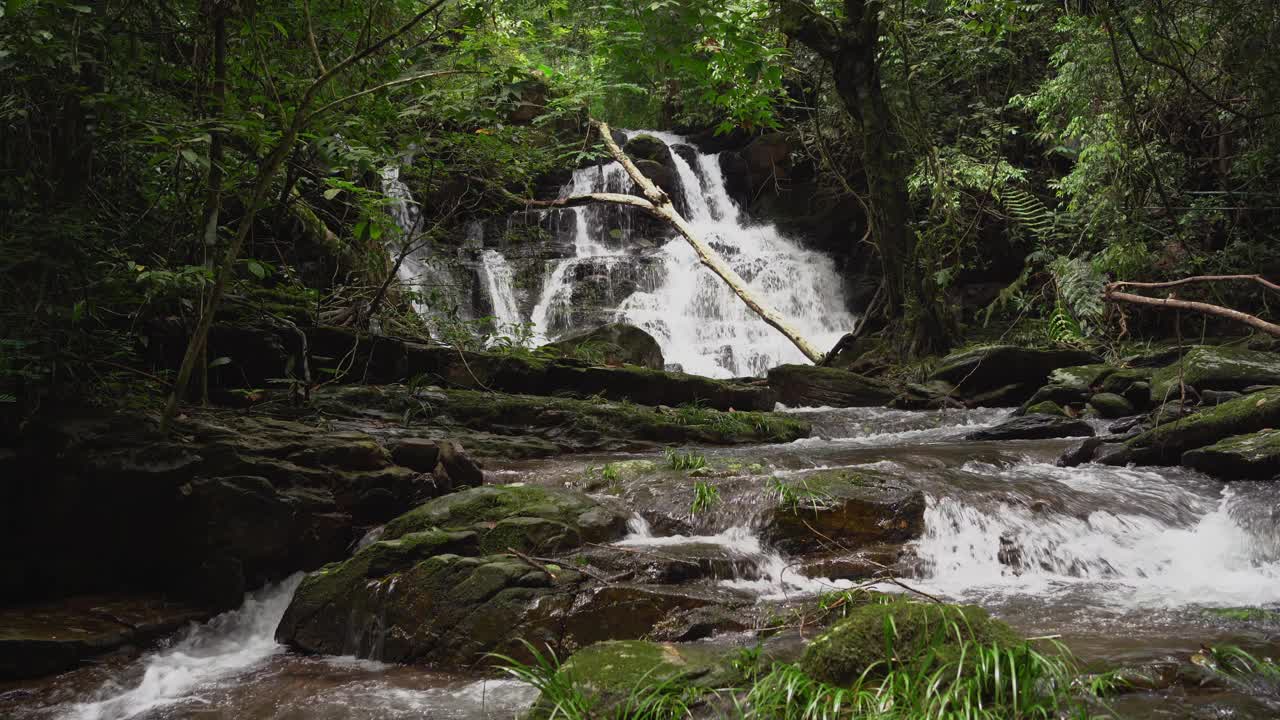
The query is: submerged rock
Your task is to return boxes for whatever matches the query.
[767,364,897,408]
[1181,429,1280,480]
[966,414,1095,441]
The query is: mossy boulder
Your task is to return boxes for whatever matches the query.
[529,640,727,718]
[930,345,1099,404]
[1088,392,1134,419]
[1025,400,1067,417]
[1106,388,1280,466]
[768,364,897,408]
[1181,429,1280,479]
[1050,363,1115,391]
[277,551,569,663]
[541,323,665,370]
[1150,346,1280,403]
[381,485,628,555]
[764,469,925,553]
[799,599,1022,686]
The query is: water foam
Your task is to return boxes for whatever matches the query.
[62,574,303,720]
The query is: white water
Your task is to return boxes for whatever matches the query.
[378,130,859,376]
[617,514,857,600]
[611,131,858,377]
[62,575,303,720]
[913,463,1280,609]
[478,249,521,330]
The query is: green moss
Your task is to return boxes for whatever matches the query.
[799,597,1022,686]
[1049,363,1115,391]
[1151,345,1280,402]
[1203,607,1280,623]
[1126,387,1280,463]
[1025,400,1066,416]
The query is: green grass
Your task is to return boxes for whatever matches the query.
[690,480,720,516]
[496,603,1119,720]
[665,447,707,471]
[770,476,834,514]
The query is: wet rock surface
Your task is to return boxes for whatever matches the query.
[930,345,1099,404]
[768,364,898,408]
[967,414,1096,441]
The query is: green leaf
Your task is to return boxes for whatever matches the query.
[208,356,233,368]
[323,188,342,200]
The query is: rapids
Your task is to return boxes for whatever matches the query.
[9,406,1280,719]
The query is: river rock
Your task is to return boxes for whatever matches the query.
[1181,429,1280,480]
[528,640,729,719]
[1024,400,1068,417]
[540,323,665,370]
[434,439,485,490]
[767,364,897,408]
[316,385,808,454]
[799,598,1021,686]
[930,345,1099,404]
[764,469,925,553]
[966,414,1095,441]
[0,595,211,680]
[1088,392,1134,419]
[1150,346,1280,404]
[1050,363,1116,391]
[1103,387,1280,466]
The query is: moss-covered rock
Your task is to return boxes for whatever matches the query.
[540,323,665,370]
[1150,346,1280,403]
[799,598,1022,686]
[1025,400,1067,416]
[1088,392,1134,419]
[1107,388,1280,466]
[1050,363,1116,391]
[768,364,897,408]
[529,640,727,718]
[930,345,1099,404]
[1181,429,1280,479]
[764,469,925,553]
[316,385,809,451]
[382,485,628,555]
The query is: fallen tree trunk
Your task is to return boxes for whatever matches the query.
[1105,284,1280,338]
[527,121,825,364]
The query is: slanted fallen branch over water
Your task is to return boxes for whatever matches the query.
[519,120,825,364]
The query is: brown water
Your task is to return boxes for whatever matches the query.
[6,406,1280,719]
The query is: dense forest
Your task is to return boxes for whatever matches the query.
[3,1,1280,718]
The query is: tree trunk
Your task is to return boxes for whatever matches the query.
[195,6,228,405]
[778,0,954,356]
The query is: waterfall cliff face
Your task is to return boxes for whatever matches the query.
[387,131,858,378]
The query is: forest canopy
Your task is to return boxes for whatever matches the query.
[2,0,1278,406]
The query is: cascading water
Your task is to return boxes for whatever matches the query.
[478,249,520,330]
[531,130,857,376]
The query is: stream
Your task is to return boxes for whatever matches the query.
[6,406,1280,718]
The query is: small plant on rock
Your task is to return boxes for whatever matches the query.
[690,480,720,516]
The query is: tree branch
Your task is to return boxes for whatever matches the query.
[775,0,842,59]
[1108,274,1280,295]
[307,69,471,121]
[1105,289,1280,338]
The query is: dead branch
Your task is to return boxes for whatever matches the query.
[1108,274,1280,295]
[1105,288,1280,338]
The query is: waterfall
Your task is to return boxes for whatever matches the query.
[385,131,858,377]
[479,249,521,330]
[533,130,857,377]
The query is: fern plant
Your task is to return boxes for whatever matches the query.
[1048,255,1106,339]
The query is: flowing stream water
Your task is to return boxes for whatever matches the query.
[10,406,1280,718]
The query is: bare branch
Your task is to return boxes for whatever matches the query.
[1105,289,1280,338]
[1108,274,1280,295]
[307,70,472,121]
